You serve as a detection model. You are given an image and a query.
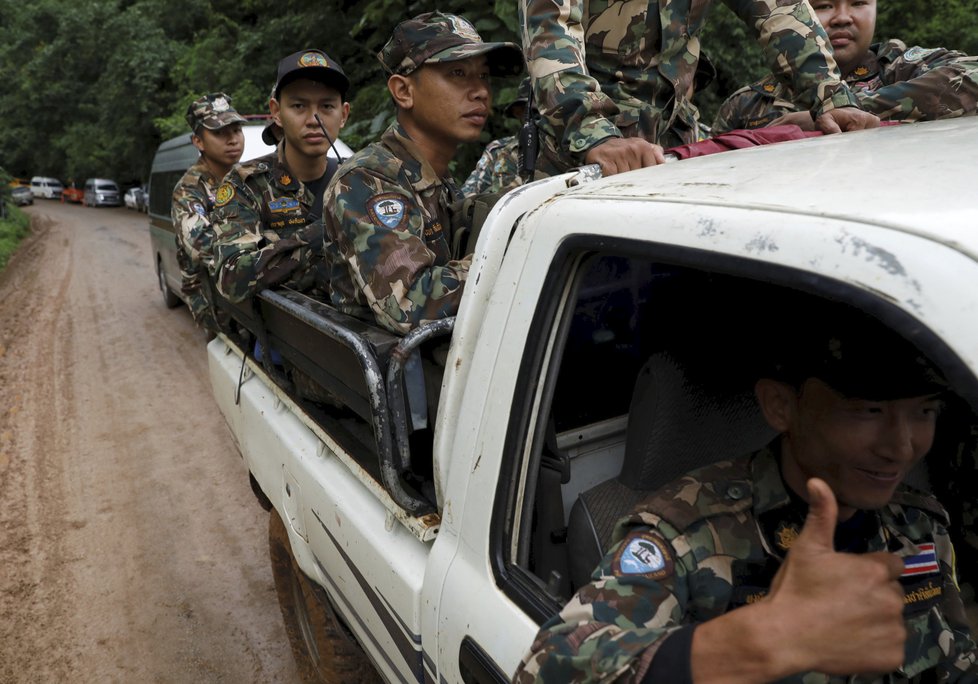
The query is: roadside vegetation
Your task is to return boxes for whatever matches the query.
[1,0,976,185]
[0,206,30,274]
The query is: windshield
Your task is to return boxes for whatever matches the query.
[97,182,117,191]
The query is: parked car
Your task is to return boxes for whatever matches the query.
[61,183,84,204]
[11,186,34,206]
[124,187,147,211]
[83,178,121,207]
[30,176,63,199]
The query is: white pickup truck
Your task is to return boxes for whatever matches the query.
[207,118,978,683]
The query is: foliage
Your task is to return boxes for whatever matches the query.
[1,0,976,185]
[0,180,31,272]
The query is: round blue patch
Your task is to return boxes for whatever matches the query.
[614,532,675,579]
[370,195,407,229]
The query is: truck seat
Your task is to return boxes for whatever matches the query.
[565,352,776,590]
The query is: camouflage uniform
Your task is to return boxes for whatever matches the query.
[515,445,978,683]
[461,136,521,197]
[519,0,859,175]
[172,159,223,329]
[713,40,978,134]
[323,123,470,335]
[173,92,245,330]
[206,147,328,303]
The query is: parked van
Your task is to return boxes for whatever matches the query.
[147,122,354,309]
[30,176,63,199]
[83,178,121,207]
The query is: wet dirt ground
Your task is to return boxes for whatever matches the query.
[0,202,298,682]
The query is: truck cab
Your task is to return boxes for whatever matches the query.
[208,118,978,682]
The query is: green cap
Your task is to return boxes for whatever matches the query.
[186,92,246,133]
[378,11,524,77]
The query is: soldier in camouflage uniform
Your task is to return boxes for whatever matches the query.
[206,49,350,303]
[322,12,523,335]
[461,78,533,198]
[515,309,977,682]
[172,92,246,332]
[519,0,883,178]
[713,0,978,134]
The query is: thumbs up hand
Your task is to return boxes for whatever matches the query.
[765,478,907,676]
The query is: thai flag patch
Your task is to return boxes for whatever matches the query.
[902,543,940,577]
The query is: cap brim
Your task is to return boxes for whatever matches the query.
[261,122,282,146]
[276,68,350,99]
[426,42,525,77]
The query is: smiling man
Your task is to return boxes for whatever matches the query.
[321,12,523,335]
[516,306,977,682]
[206,49,350,303]
[713,0,978,133]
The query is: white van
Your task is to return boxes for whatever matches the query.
[29,176,63,199]
[83,178,121,207]
[148,122,353,308]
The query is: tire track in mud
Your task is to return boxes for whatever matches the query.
[0,203,297,683]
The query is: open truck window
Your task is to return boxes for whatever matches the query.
[497,243,978,630]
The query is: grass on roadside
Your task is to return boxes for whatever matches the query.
[0,203,31,272]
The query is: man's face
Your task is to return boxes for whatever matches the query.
[811,0,877,74]
[407,55,492,146]
[194,123,244,167]
[777,378,941,517]
[271,78,349,160]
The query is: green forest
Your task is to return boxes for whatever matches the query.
[2,0,977,186]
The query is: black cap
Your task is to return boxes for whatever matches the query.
[273,49,349,99]
[768,306,948,401]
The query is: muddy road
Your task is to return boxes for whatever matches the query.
[0,202,298,682]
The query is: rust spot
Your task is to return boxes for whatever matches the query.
[455,357,462,370]
[420,513,441,527]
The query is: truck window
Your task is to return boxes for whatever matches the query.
[497,244,978,628]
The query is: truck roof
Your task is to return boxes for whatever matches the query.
[568,118,978,261]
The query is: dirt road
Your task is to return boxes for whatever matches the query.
[0,202,298,682]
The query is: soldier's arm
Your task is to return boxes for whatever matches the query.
[519,0,622,162]
[723,0,858,119]
[933,525,978,679]
[325,168,471,336]
[855,46,978,122]
[171,181,214,267]
[207,175,321,303]
[461,142,501,198]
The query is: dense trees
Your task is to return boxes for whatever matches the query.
[2,0,976,185]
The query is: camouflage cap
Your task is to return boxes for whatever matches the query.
[273,49,349,99]
[186,92,247,133]
[769,306,948,401]
[378,11,524,77]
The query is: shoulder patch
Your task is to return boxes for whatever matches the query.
[614,532,675,580]
[214,183,235,208]
[903,46,937,63]
[368,193,409,229]
[902,542,940,578]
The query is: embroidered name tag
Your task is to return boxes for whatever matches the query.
[902,543,940,577]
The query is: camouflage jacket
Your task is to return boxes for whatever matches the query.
[713,40,978,134]
[519,0,857,174]
[171,157,222,328]
[515,446,978,683]
[461,136,522,197]
[206,146,328,303]
[322,123,471,335]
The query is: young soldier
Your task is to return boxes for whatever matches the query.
[713,0,978,134]
[322,12,523,335]
[461,77,533,198]
[207,50,350,303]
[172,92,245,332]
[519,0,881,178]
[516,307,977,682]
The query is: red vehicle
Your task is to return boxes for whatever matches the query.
[61,183,84,204]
